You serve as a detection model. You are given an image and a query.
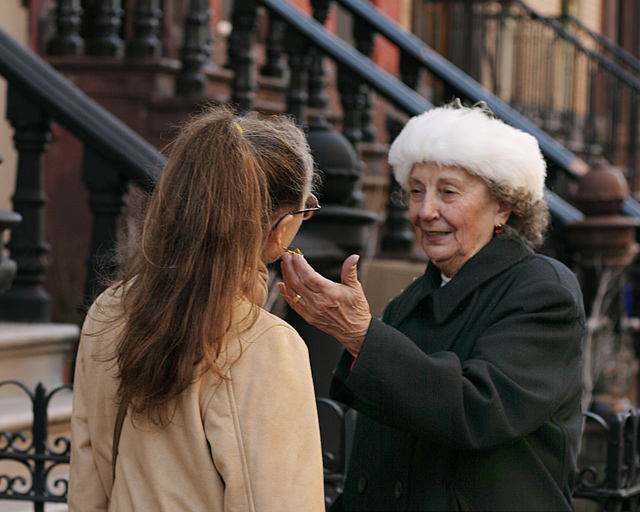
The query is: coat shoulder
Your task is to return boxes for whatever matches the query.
[517,253,582,295]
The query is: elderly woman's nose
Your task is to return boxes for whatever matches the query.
[419,196,440,219]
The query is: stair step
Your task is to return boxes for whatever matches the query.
[0,501,68,512]
[0,322,78,393]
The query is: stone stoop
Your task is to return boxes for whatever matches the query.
[361,258,428,318]
[0,322,77,512]
[0,499,68,512]
[0,321,78,429]
[0,322,77,390]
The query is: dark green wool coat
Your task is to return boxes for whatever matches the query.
[331,234,585,511]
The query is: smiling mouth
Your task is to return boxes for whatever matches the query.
[425,231,449,237]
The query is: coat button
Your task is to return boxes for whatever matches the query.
[394,481,403,499]
[357,476,366,494]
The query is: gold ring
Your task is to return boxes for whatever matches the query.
[292,294,301,303]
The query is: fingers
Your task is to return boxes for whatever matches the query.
[278,254,313,309]
[281,252,363,301]
[281,252,331,295]
[341,254,361,288]
[277,281,296,304]
[279,253,303,298]
[279,253,372,356]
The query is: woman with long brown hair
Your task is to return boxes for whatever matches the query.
[69,106,325,511]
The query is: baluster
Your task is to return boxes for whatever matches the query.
[224,12,240,71]
[380,175,414,255]
[606,75,621,164]
[307,0,331,110]
[229,0,260,112]
[32,383,48,512]
[284,27,311,124]
[337,63,364,145]
[0,152,21,298]
[127,0,163,58]
[81,148,127,309]
[380,116,414,255]
[353,13,376,142]
[176,0,212,97]
[627,91,639,192]
[622,412,638,491]
[86,0,124,58]
[0,87,53,322]
[493,3,505,97]
[400,51,421,90]
[260,13,287,78]
[585,59,598,166]
[606,414,626,493]
[0,209,21,297]
[47,0,84,56]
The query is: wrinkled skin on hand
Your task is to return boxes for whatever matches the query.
[279,253,372,357]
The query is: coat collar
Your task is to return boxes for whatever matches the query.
[392,234,533,326]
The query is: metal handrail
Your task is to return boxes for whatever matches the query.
[0,29,164,191]
[334,0,593,179]
[514,2,640,91]
[560,14,640,76]
[329,0,640,220]
[259,0,433,116]
[258,0,584,223]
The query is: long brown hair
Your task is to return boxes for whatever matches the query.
[111,105,314,426]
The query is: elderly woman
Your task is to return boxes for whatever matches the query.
[279,102,585,511]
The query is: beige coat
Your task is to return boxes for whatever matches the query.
[69,284,325,512]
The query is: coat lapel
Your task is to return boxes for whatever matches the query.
[384,235,533,329]
[431,235,532,324]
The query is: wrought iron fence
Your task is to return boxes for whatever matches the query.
[0,381,72,512]
[0,381,348,511]
[2,381,640,510]
[574,409,640,511]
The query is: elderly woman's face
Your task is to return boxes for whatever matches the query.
[408,162,510,277]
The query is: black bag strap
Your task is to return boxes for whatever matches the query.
[112,401,128,482]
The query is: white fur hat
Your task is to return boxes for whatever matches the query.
[388,102,547,201]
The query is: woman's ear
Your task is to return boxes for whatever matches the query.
[262,214,294,262]
[269,214,294,248]
[497,201,512,224]
[262,214,296,263]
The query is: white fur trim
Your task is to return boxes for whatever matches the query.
[388,103,546,201]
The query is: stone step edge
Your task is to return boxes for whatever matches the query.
[0,503,68,512]
[0,322,80,351]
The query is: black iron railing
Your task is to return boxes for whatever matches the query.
[416,0,640,193]
[3,3,640,509]
[1,381,640,511]
[250,0,591,258]
[562,14,640,79]
[574,409,640,510]
[1,0,604,324]
[0,381,72,511]
[0,382,348,511]
[0,26,165,323]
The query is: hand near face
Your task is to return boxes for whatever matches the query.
[279,253,372,357]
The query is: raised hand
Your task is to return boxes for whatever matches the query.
[279,252,372,357]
